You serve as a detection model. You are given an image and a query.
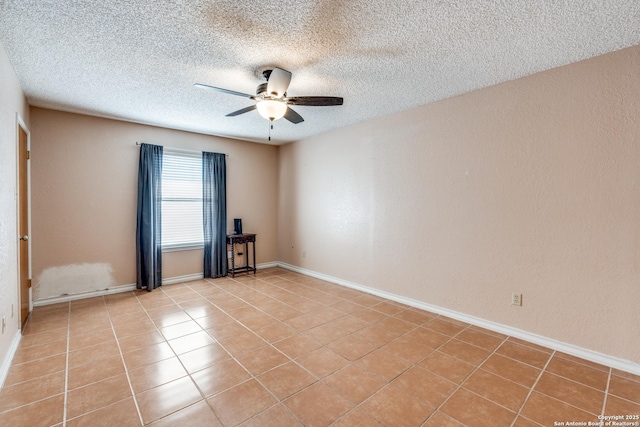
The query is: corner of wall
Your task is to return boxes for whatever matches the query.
[0,330,21,389]
[0,38,30,388]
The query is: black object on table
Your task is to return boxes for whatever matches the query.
[226,233,256,277]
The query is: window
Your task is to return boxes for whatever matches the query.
[161,150,203,249]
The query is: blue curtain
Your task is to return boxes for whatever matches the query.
[203,152,227,278]
[136,143,163,290]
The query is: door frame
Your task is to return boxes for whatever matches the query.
[16,113,31,328]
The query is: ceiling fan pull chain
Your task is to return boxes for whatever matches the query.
[268,119,272,141]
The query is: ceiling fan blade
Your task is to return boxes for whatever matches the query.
[226,105,257,117]
[194,83,256,99]
[285,96,343,106]
[283,107,304,124]
[266,68,292,98]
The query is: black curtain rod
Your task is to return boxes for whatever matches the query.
[135,141,229,157]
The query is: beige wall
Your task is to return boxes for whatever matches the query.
[0,42,30,376]
[278,45,640,365]
[30,108,278,299]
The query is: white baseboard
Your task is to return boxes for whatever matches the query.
[257,262,279,269]
[30,262,638,375]
[162,273,204,285]
[31,276,197,306]
[33,284,137,307]
[277,262,640,376]
[0,330,22,389]
[32,263,280,307]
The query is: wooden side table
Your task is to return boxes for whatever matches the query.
[226,233,256,277]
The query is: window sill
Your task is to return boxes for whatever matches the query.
[162,244,204,252]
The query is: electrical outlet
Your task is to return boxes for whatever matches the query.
[302,251,306,258]
[511,293,522,306]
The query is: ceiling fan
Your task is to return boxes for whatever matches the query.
[194,67,343,125]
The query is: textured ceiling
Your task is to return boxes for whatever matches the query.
[0,1,638,145]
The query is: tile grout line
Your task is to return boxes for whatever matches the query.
[198,274,419,425]
[131,286,211,425]
[509,350,556,427]
[62,301,71,427]
[155,274,640,423]
[185,276,311,425]
[222,275,491,426]
[542,369,613,393]
[327,321,467,426]
[419,331,510,426]
[519,384,606,423]
[219,275,312,426]
[257,273,410,426]
[553,353,612,373]
[495,343,552,369]
[331,320,465,425]
[601,367,612,417]
[26,270,632,426]
[528,364,617,424]
[214,275,311,422]
[153,280,266,424]
[0,317,69,415]
[105,294,146,426]
[161,280,247,423]
[235,275,325,425]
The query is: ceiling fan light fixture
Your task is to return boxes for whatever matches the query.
[256,99,287,121]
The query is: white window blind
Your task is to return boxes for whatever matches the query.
[161,150,203,249]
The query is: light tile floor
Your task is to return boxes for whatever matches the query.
[1,268,638,426]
